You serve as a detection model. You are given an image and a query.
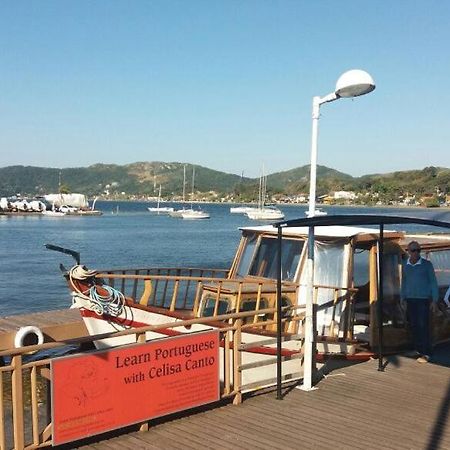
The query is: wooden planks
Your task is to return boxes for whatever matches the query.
[0,309,87,348]
[78,352,450,450]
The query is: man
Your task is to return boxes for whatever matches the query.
[401,241,439,363]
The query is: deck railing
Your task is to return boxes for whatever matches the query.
[96,267,229,311]
[0,307,303,450]
[0,281,358,449]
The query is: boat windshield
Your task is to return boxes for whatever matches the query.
[244,237,303,281]
[428,249,450,287]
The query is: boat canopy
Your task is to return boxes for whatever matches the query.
[240,224,400,239]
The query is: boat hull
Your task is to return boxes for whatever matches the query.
[73,299,303,391]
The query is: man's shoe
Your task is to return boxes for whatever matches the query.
[404,350,420,357]
[416,355,430,363]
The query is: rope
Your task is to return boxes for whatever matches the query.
[88,285,125,317]
[68,265,125,317]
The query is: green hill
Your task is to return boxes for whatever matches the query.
[0,163,448,200]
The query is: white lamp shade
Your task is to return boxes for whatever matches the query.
[335,69,375,98]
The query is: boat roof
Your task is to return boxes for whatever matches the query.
[277,214,450,230]
[240,224,400,239]
[241,215,450,241]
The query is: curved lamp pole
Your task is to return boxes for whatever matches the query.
[302,70,375,391]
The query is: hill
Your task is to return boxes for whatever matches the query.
[0,163,448,201]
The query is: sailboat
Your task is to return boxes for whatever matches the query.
[246,167,284,220]
[148,185,174,215]
[180,167,210,220]
[169,165,188,218]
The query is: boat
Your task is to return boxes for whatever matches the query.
[230,206,259,214]
[42,202,66,217]
[180,209,210,220]
[148,185,174,215]
[55,214,450,391]
[42,210,66,217]
[169,165,188,217]
[305,208,327,217]
[245,167,284,221]
[179,167,210,220]
[246,206,284,220]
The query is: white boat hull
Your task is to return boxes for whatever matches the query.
[73,298,302,391]
[246,208,284,220]
[181,210,210,220]
[148,207,174,214]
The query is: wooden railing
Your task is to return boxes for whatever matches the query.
[298,284,359,339]
[96,267,229,311]
[0,307,304,450]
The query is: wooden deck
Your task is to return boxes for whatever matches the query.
[0,309,87,349]
[64,344,450,450]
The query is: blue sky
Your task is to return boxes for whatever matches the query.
[1,1,449,177]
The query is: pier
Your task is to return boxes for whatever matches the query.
[0,310,449,449]
[75,348,450,450]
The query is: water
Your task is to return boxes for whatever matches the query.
[1,201,449,317]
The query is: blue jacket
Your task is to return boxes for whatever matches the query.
[401,257,439,302]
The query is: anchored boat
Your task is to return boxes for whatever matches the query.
[52,214,450,390]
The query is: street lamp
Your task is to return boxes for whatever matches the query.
[302,69,375,391]
[307,69,375,218]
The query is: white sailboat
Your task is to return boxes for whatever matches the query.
[181,167,210,220]
[230,205,259,214]
[246,167,284,220]
[148,185,174,215]
[169,165,188,218]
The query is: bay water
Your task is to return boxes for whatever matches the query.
[1,201,449,317]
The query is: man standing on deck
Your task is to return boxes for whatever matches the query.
[401,241,439,363]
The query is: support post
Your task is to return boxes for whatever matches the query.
[300,225,317,391]
[377,224,385,371]
[11,354,24,450]
[276,225,283,400]
[307,97,320,218]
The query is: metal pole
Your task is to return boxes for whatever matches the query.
[307,97,320,218]
[276,226,283,399]
[377,224,384,371]
[301,225,316,390]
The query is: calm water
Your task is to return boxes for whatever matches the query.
[1,201,449,317]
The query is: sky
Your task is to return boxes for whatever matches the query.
[1,1,450,178]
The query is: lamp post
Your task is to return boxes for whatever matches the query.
[302,69,375,391]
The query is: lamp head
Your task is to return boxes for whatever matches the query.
[335,69,375,98]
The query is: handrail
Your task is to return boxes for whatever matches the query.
[0,306,299,358]
[0,305,306,449]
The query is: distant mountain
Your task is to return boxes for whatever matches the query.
[0,162,249,197]
[267,165,354,195]
[0,163,448,199]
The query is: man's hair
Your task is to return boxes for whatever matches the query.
[407,240,420,250]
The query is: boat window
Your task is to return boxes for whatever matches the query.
[352,246,371,320]
[427,250,450,287]
[236,234,258,277]
[353,247,370,287]
[299,240,347,334]
[240,298,269,323]
[382,253,402,324]
[248,237,303,281]
[201,296,231,317]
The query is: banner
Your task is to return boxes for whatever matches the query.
[52,330,220,445]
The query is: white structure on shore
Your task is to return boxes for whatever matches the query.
[44,193,89,208]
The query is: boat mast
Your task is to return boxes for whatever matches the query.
[182,165,186,203]
[157,185,162,209]
[190,166,195,209]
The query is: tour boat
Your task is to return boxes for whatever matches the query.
[56,214,450,391]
